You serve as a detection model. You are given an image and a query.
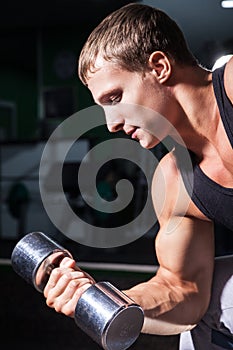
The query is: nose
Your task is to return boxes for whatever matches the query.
[103,105,124,133]
[107,121,124,133]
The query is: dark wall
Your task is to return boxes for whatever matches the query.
[0,0,137,141]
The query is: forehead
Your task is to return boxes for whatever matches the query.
[87,56,122,83]
[87,56,128,100]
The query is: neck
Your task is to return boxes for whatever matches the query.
[168,65,217,158]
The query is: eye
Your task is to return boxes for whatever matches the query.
[99,90,122,106]
[109,94,122,105]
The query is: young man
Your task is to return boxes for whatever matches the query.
[43,4,233,349]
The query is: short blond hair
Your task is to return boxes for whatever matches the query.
[78,3,197,85]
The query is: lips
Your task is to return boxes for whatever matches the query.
[125,127,138,139]
[131,129,138,140]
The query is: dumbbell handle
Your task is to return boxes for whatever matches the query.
[11,232,144,350]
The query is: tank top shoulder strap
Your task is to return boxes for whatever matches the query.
[212,64,233,148]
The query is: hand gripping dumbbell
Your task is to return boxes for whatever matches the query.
[11,232,144,350]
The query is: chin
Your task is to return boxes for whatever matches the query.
[139,141,152,149]
[139,139,159,149]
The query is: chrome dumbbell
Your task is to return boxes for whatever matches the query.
[11,232,144,350]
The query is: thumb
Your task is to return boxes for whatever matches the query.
[59,256,76,268]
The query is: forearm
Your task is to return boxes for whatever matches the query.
[124,271,209,335]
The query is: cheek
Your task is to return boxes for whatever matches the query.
[139,84,166,115]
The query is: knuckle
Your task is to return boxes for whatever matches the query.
[51,268,60,278]
[54,300,62,313]
[46,297,53,308]
[70,279,79,288]
[62,305,74,317]
[79,283,91,296]
[61,272,72,283]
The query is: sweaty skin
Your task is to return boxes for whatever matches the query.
[43,54,233,335]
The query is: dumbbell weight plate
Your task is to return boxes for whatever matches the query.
[11,231,72,292]
[75,281,144,350]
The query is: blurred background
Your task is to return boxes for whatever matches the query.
[1,1,233,349]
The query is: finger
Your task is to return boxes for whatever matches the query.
[59,257,76,269]
[45,270,88,303]
[78,268,96,284]
[60,259,96,284]
[55,278,93,317]
[43,266,74,297]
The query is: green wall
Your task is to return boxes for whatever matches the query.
[0,65,37,140]
[0,27,94,141]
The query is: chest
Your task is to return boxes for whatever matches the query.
[199,155,233,188]
[187,157,233,230]
[199,114,233,187]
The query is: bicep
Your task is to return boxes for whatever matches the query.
[152,152,215,313]
[155,216,215,288]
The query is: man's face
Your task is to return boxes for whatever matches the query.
[87,57,173,149]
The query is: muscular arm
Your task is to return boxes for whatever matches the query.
[123,151,215,335]
[43,151,215,336]
[225,55,233,103]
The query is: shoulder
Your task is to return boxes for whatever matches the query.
[151,149,191,223]
[224,55,233,103]
[152,150,179,196]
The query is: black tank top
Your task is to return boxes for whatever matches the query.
[176,64,233,231]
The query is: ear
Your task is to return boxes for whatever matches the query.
[148,51,172,84]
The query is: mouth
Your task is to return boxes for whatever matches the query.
[125,127,138,140]
[131,129,138,140]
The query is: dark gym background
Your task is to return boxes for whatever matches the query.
[1,1,233,349]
